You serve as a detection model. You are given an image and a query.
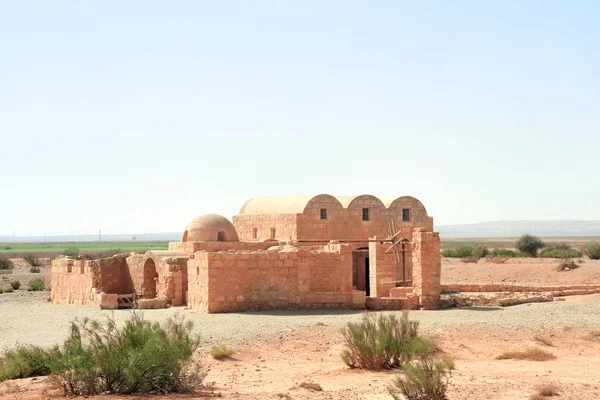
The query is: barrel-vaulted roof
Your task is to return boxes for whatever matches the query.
[239,195,427,215]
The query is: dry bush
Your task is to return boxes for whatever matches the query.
[532,334,554,347]
[530,382,560,399]
[589,331,600,338]
[276,393,293,399]
[298,382,323,391]
[341,312,420,371]
[210,345,234,360]
[556,259,579,271]
[460,256,479,263]
[496,348,556,361]
[486,256,508,264]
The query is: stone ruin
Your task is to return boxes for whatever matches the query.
[51,194,441,312]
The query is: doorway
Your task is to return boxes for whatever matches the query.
[143,258,158,298]
[352,248,370,296]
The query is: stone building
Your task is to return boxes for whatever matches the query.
[51,194,441,312]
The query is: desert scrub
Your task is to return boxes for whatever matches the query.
[10,280,21,290]
[556,259,579,271]
[210,345,234,360]
[441,246,488,258]
[0,258,14,270]
[540,245,582,259]
[388,341,454,400]
[27,278,45,291]
[584,242,600,260]
[23,253,41,266]
[489,248,519,257]
[2,286,14,293]
[0,345,57,382]
[52,312,204,395]
[341,312,423,371]
[61,247,80,258]
[496,348,556,361]
[516,234,545,257]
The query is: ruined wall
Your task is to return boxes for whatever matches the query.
[232,214,298,241]
[51,255,130,306]
[169,240,276,253]
[411,229,441,309]
[188,244,362,312]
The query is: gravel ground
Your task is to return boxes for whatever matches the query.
[2,290,600,353]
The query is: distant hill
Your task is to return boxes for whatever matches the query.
[437,220,600,238]
[0,232,181,243]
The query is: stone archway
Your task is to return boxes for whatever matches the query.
[143,258,158,298]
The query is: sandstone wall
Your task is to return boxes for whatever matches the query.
[188,244,362,312]
[232,214,298,241]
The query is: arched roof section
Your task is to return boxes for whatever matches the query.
[239,195,319,215]
[302,194,344,212]
[340,194,386,209]
[386,196,428,215]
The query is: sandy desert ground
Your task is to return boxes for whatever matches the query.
[1,258,600,399]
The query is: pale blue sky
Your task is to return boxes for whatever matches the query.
[1,1,599,236]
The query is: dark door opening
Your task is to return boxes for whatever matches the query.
[365,257,370,296]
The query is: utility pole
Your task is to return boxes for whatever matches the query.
[99,229,102,243]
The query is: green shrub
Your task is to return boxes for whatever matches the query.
[389,345,454,400]
[210,345,234,360]
[516,235,545,257]
[540,247,583,259]
[584,242,600,260]
[0,345,57,382]
[3,246,11,250]
[471,247,490,258]
[51,312,204,395]
[441,246,488,259]
[28,278,45,291]
[62,247,80,258]
[341,312,422,371]
[3,286,13,293]
[490,248,519,257]
[10,280,21,290]
[0,258,14,270]
[23,253,41,267]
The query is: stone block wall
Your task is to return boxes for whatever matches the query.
[187,244,361,312]
[233,214,298,241]
[411,229,441,309]
[368,240,397,297]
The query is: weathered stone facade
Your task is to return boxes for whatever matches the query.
[51,194,442,312]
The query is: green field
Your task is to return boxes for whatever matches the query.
[441,241,513,246]
[0,241,169,254]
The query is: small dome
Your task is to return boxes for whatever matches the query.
[182,214,239,242]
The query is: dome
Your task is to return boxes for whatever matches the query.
[182,214,239,242]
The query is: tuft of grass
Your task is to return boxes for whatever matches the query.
[27,278,45,291]
[460,256,479,263]
[530,382,560,399]
[23,253,41,266]
[0,345,57,382]
[589,331,600,338]
[486,255,508,264]
[3,286,14,293]
[496,348,556,361]
[298,382,323,391]
[210,345,234,360]
[389,350,455,400]
[532,334,554,347]
[10,280,20,290]
[340,312,421,371]
[0,258,14,270]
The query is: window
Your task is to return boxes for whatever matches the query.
[271,228,276,239]
[362,208,370,221]
[402,208,410,222]
[320,208,327,220]
[217,231,225,241]
[252,227,258,239]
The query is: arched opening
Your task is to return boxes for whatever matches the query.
[182,230,188,242]
[217,231,226,242]
[143,259,158,298]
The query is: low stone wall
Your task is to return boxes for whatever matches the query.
[442,284,600,296]
[441,292,554,308]
[365,296,419,310]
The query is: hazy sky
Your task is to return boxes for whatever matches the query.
[1,1,599,236]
